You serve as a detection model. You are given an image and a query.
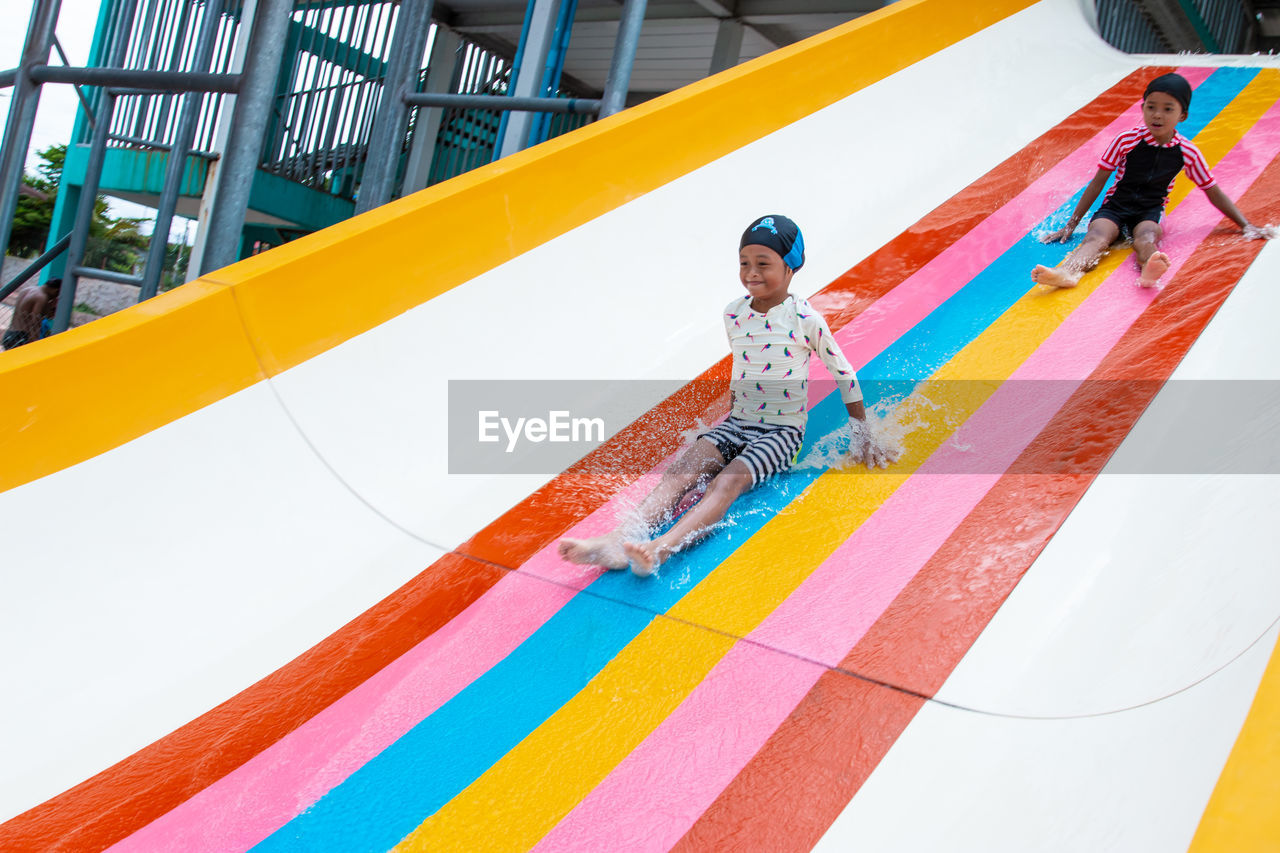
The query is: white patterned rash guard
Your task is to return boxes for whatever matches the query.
[723,293,863,429]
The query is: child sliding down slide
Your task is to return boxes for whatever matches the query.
[1032,73,1271,289]
[559,215,898,577]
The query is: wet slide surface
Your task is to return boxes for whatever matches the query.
[3,2,1280,851]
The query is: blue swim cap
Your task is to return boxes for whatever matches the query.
[741,214,805,271]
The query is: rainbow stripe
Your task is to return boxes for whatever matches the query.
[80,66,1279,852]
[6,58,1280,852]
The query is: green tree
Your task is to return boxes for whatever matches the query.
[84,198,148,273]
[7,144,150,273]
[9,192,55,257]
[8,145,62,257]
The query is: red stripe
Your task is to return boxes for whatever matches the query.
[672,122,1280,853]
[0,66,1171,853]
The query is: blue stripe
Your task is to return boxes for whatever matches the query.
[253,67,1257,853]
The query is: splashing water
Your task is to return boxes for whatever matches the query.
[679,417,712,446]
[607,390,943,575]
[795,398,920,472]
[1031,221,1080,243]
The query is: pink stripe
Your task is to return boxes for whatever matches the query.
[114,67,1219,853]
[536,77,1279,853]
[109,469,666,852]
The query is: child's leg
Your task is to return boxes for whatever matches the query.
[558,438,727,568]
[1032,218,1121,288]
[623,458,755,576]
[1132,220,1169,286]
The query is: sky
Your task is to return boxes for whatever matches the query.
[2,1,110,170]
[1,0,194,239]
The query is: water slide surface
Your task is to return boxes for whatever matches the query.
[2,0,1279,849]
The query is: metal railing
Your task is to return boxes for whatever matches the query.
[89,0,246,156]
[259,20,598,200]
[261,1,400,192]
[1187,0,1255,52]
[1097,0,1172,51]
[3,0,649,338]
[421,38,595,188]
[1095,0,1259,52]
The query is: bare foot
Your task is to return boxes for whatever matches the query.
[1139,251,1170,287]
[622,540,668,578]
[1031,264,1081,288]
[558,535,628,569]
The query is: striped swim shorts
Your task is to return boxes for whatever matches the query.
[698,417,805,485]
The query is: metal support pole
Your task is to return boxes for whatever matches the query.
[600,0,648,118]
[138,0,227,301]
[527,0,578,147]
[400,26,461,196]
[29,65,241,93]
[51,36,99,127]
[355,0,435,215]
[188,0,259,282]
[0,0,62,260]
[71,265,142,286]
[53,90,116,334]
[199,0,293,275]
[709,17,744,75]
[403,92,600,113]
[498,0,563,158]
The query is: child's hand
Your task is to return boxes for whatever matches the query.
[1243,223,1278,240]
[1040,225,1075,244]
[848,418,900,469]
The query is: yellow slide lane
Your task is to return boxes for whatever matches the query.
[1189,631,1280,851]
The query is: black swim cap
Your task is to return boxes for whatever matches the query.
[740,214,805,271]
[1144,73,1192,115]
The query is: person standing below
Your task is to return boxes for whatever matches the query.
[2,277,61,350]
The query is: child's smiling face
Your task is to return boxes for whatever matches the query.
[1142,90,1185,142]
[739,244,793,308]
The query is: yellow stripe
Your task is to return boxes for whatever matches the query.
[1,0,1035,494]
[391,80,1274,852]
[1185,67,1280,853]
[1187,630,1280,852]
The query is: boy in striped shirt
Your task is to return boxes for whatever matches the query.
[559,215,896,576]
[1032,73,1263,289]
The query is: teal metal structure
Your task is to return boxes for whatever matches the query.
[7,0,602,305]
